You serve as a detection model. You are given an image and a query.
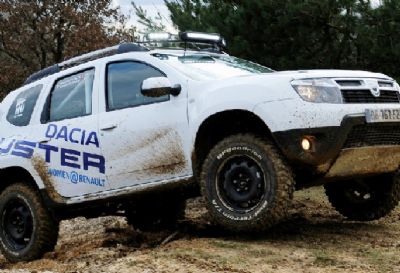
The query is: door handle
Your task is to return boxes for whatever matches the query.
[100,124,117,131]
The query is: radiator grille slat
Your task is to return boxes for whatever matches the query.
[341,89,400,103]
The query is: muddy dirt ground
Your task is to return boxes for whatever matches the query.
[1,187,400,273]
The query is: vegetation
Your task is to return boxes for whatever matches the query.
[1,0,400,98]
[132,2,167,33]
[166,0,400,79]
[0,0,135,98]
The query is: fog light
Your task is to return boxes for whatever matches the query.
[301,137,312,151]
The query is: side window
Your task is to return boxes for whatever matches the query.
[48,69,95,122]
[106,61,168,111]
[7,85,42,126]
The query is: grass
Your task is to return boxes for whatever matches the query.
[312,249,338,267]
[210,239,248,250]
[359,249,398,273]
[126,259,148,267]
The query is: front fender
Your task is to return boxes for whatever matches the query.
[188,75,297,142]
[190,101,257,145]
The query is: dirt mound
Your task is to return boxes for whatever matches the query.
[1,187,400,273]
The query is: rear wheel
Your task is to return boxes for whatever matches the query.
[324,174,400,221]
[0,183,59,262]
[200,134,295,232]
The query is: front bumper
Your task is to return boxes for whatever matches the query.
[272,115,400,178]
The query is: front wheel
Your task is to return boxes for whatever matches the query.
[200,134,295,232]
[324,174,400,221]
[0,183,59,262]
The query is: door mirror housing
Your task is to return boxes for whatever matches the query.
[141,77,181,97]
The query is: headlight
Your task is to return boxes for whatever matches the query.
[291,79,343,103]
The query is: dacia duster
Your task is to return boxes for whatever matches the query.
[0,32,399,261]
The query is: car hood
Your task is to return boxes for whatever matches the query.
[195,69,394,92]
[190,69,395,106]
[271,69,392,80]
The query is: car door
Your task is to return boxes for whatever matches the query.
[97,58,192,189]
[29,67,110,198]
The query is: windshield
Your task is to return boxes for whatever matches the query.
[152,53,274,81]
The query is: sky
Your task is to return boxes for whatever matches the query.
[112,0,175,32]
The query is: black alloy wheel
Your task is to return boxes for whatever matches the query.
[342,182,374,204]
[325,174,400,221]
[2,198,34,251]
[217,156,266,212]
[0,183,59,262]
[200,134,295,232]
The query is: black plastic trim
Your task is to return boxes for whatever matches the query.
[272,116,366,169]
[39,177,197,220]
[24,65,60,86]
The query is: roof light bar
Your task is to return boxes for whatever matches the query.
[140,31,227,51]
[143,32,176,42]
[179,31,227,48]
[182,32,220,41]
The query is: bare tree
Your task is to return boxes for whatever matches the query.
[0,0,136,97]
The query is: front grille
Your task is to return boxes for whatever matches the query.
[341,89,400,103]
[344,123,400,148]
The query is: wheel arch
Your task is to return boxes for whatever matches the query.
[192,109,275,176]
[0,166,42,194]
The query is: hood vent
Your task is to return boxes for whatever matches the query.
[378,81,394,88]
[336,80,362,87]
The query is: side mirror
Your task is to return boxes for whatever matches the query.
[141,77,181,97]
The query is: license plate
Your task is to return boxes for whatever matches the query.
[366,109,400,123]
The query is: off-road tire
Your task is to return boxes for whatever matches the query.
[125,196,186,232]
[0,183,59,262]
[324,174,400,221]
[200,134,295,232]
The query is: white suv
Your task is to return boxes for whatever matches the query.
[0,32,399,261]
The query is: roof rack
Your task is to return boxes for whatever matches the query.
[24,43,148,85]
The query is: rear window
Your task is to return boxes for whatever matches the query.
[6,85,42,126]
[47,69,95,122]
